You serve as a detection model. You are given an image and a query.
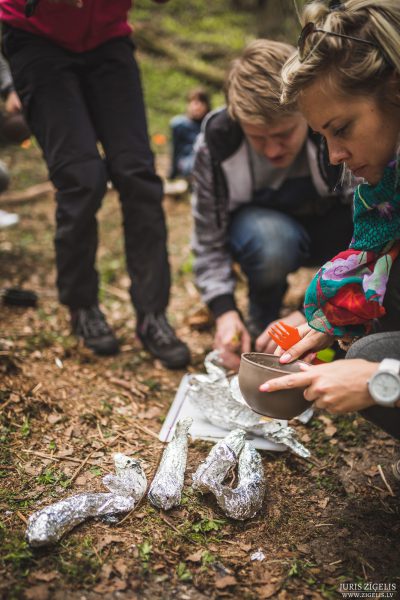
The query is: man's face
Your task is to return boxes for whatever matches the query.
[241,114,308,168]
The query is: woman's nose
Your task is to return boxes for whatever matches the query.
[328,141,350,165]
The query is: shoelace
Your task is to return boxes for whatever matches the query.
[78,307,112,338]
[142,314,179,347]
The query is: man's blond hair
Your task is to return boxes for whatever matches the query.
[226,39,297,125]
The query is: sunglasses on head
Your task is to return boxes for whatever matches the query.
[297,21,383,63]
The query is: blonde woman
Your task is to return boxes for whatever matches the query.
[261,0,400,455]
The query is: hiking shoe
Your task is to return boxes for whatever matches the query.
[70,305,119,356]
[137,312,190,369]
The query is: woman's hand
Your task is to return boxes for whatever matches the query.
[255,310,306,354]
[260,359,380,413]
[274,322,334,364]
[214,310,251,371]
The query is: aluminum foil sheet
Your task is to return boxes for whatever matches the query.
[148,417,192,510]
[26,454,147,547]
[210,442,266,520]
[192,429,246,492]
[187,352,310,459]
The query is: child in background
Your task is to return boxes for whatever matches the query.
[169,87,211,181]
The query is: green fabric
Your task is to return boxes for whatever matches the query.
[351,162,400,252]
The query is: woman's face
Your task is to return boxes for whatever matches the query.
[298,79,400,185]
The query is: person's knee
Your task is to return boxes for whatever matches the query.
[230,209,306,287]
[55,159,107,227]
[346,332,400,362]
[108,151,157,193]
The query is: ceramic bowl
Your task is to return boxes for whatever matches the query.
[238,352,309,419]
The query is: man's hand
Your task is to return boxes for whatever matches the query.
[214,310,251,371]
[5,91,22,114]
[274,322,334,364]
[255,310,306,354]
[260,359,380,413]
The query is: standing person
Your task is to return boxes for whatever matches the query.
[0,50,29,145]
[0,0,191,369]
[260,0,400,457]
[169,87,211,181]
[0,48,30,228]
[192,39,353,370]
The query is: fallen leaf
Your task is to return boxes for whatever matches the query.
[93,578,127,594]
[186,550,204,562]
[258,583,280,599]
[215,576,237,589]
[47,413,63,425]
[318,497,330,510]
[25,585,50,600]
[138,406,161,420]
[239,542,252,552]
[96,534,123,552]
[75,475,89,486]
[31,571,58,583]
[113,558,129,578]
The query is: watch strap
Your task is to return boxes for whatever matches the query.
[379,358,400,375]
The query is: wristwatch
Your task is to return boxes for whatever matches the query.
[368,358,400,407]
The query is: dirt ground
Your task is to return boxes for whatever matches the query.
[1,172,400,600]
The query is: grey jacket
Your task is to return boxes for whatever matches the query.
[191,107,351,317]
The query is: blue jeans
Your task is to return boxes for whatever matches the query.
[228,204,353,330]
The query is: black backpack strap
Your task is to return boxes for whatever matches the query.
[204,108,244,228]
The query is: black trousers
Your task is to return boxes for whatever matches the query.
[3,26,170,312]
[347,331,400,440]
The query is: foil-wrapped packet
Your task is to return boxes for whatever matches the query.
[210,442,266,521]
[26,454,147,547]
[187,351,310,459]
[192,429,246,492]
[148,417,192,510]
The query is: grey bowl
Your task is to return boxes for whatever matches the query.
[238,352,309,420]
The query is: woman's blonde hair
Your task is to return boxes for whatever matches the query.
[227,39,298,125]
[281,0,400,106]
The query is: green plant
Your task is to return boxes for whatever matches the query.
[138,540,152,571]
[191,518,225,533]
[20,417,31,439]
[177,561,192,581]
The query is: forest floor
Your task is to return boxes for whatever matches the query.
[1,148,400,600]
[1,2,400,597]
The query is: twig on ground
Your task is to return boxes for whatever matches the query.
[108,376,146,399]
[20,449,98,466]
[68,451,94,484]
[16,511,28,524]
[129,420,159,441]
[0,181,53,206]
[377,464,395,497]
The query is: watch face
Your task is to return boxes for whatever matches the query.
[371,372,400,404]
